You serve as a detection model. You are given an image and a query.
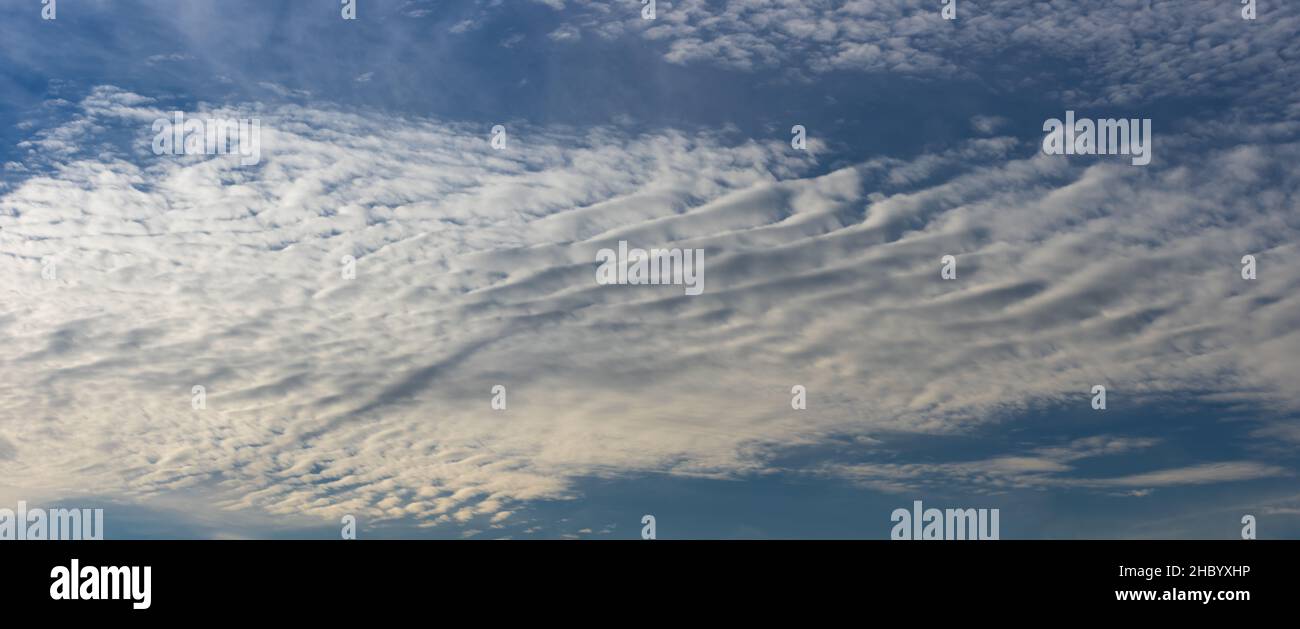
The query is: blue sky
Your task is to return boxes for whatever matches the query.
[0,0,1298,539]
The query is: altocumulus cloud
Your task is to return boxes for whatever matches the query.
[0,85,1297,532]
[535,0,1300,108]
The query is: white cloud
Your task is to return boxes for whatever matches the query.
[0,86,1296,531]
[970,115,1008,136]
[548,25,581,42]
[543,0,1300,108]
[826,437,1288,493]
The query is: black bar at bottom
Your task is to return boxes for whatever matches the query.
[3,540,1285,617]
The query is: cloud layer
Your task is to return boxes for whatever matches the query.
[538,0,1299,109]
[1,85,1297,532]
